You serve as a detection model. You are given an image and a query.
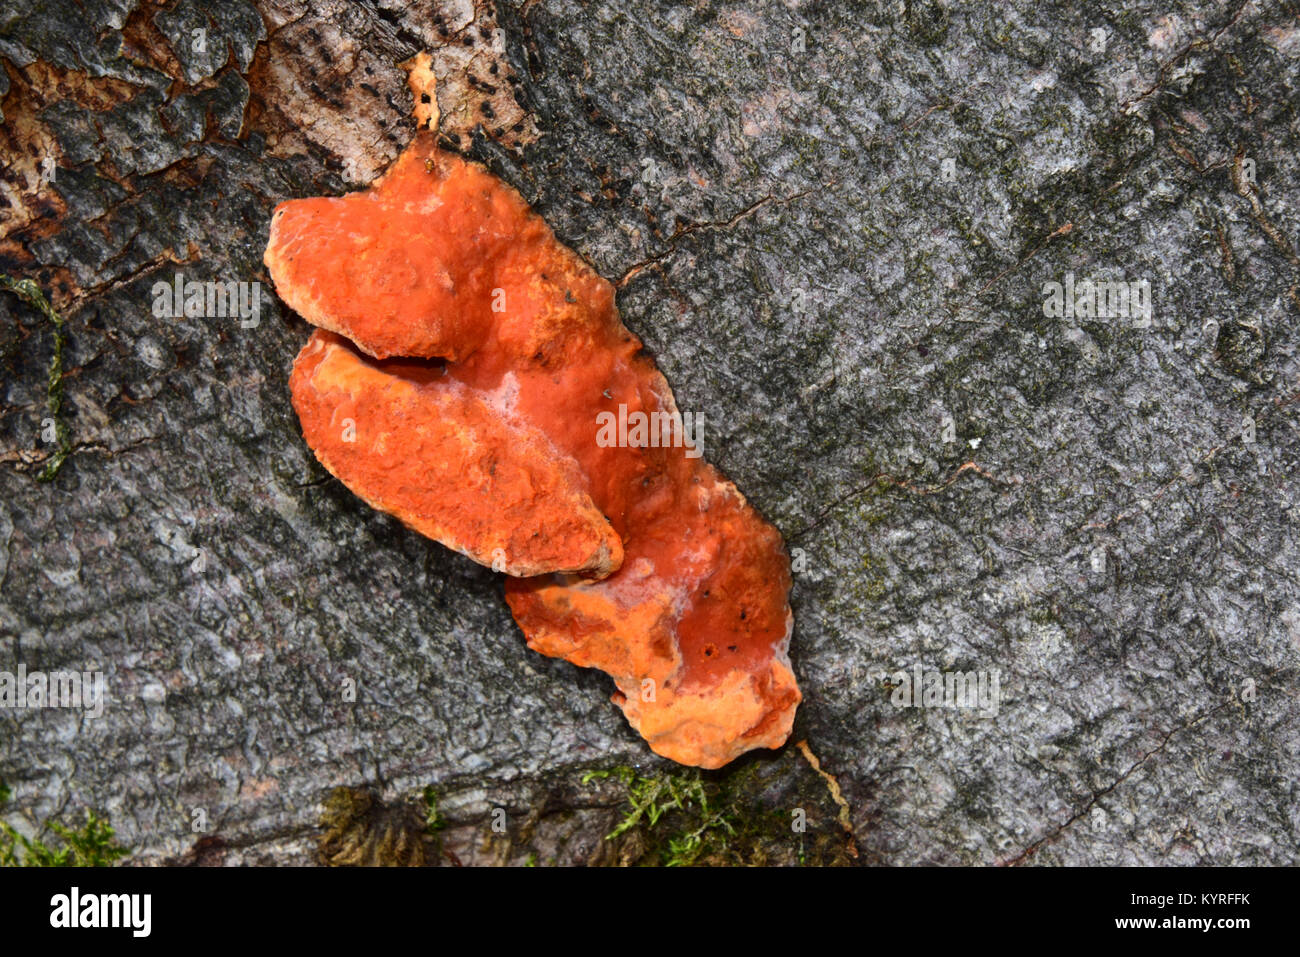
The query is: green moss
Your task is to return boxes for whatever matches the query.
[0,276,72,482]
[0,783,129,867]
[582,755,856,866]
[422,785,447,838]
[583,767,735,865]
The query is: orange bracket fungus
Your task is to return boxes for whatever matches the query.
[264,54,799,768]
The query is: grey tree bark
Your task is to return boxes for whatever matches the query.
[1,0,1297,864]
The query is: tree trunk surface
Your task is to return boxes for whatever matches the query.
[1,0,1297,865]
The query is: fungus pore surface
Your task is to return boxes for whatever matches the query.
[264,56,799,768]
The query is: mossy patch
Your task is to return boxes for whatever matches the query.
[581,751,858,866]
[0,782,129,867]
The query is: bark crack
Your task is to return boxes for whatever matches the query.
[1000,700,1233,866]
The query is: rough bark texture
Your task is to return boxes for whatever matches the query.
[1,0,1298,865]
